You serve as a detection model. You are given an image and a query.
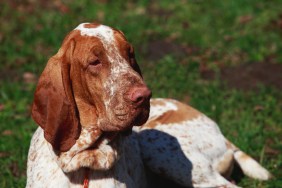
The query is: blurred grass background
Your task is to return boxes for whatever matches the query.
[0,0,282,187]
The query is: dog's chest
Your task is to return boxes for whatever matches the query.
[27,129,146,188]
[87,134,146,188]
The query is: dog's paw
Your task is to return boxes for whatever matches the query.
[91,145,118,170]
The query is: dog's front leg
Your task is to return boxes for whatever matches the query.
[50,127,116,172]
[58,144,117,172]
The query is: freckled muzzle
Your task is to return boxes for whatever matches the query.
[99,85,151,132]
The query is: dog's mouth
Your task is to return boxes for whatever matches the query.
[99,102,150,132]
[115,100,150,124]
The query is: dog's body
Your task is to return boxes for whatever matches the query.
[26,23,271,188]
[27,127,146,188]
[135,98,272,187]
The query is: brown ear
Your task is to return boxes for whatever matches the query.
[32,39,80,152]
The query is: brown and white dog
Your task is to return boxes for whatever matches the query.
[135,98,272,187]
[26,23,271,188]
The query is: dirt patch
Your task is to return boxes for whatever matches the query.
[9,161,24,178]
[202,63,282,91]
[143,40,200,61]
[269,13,282,31]
[144,40,187,61]
[147,5,173,19]
[0,68,21,82]
[5,0,69,14]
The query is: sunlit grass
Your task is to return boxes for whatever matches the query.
[0,1,281,187]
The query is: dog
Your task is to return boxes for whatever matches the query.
[26,23,271,188]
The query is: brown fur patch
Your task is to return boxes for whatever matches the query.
[216,150,234,177]
[145,100,201,128]
[28,151,37,162]
[69,35,110,129]
[225,139,238,151]
[237,151,251,161]
[84,23,100,28]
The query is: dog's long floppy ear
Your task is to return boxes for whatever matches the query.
[32,37,80,152]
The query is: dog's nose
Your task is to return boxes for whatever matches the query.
[127,86,152,105]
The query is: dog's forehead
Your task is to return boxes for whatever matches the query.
[74,23,115,44]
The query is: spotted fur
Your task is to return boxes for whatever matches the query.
[134,98,272,187]
[27,22,149,188]
[27,23,271,188]
[27,128,146,188]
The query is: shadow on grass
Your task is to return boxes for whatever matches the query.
[138,129,193,188]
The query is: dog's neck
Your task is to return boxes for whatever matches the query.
[65,133,146,187]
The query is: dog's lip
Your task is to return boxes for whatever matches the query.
[114,105,141,117]
[114,108,129,121]
[115,113,127,116]
[115,113,128,121]
[115,112,128,118]
[114,108,140,122]
[114,107,128,114]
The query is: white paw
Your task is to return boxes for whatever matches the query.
[92,145,118,170]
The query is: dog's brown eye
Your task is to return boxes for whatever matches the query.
[89,59,101,66]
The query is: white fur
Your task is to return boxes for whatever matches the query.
[148,98,178,119]
[234,151,272,180]
[135,98,271,187]
[75,23,114,43]
[137,114,236,187]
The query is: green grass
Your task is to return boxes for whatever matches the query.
[0,0,282,187]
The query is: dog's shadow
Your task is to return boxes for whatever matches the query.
[137,129,193,188]
[66,129,193,188]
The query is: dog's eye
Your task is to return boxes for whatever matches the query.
[89,59,101,66]
[88,57,102,75]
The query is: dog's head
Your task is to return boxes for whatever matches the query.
[32,23,151,151]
